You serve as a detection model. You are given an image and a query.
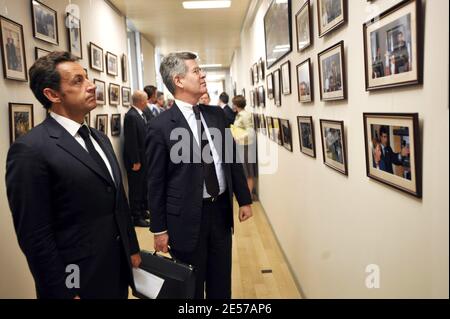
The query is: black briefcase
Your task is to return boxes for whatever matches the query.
[132,250,196,299]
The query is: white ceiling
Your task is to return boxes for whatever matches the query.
[109,0,252,67]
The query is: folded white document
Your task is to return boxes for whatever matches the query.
[132,268,165,299]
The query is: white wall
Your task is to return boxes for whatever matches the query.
[0,0,155,298]
[141,35,156,88]
[233,0,449,298]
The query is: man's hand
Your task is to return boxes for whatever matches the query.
[239,205,253,222]
[132,163,142,171]
[130,253,142,268]
[154,233,169,253]
[74,296,80,299]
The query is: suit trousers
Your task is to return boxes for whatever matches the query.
[171,191,232,299]
[127,168,147,218]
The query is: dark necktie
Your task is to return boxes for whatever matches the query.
[78,125,114,185]
[193,105,220,198]
[141,113,147,124]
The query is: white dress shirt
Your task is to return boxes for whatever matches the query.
[175,98,226,198]
[50,112,115,183]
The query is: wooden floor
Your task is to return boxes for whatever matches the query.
[132,200,301,299]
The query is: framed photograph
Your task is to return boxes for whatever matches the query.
[320,119,347,175]
[89,42,104,72]
[280,119,293,152]
[258,86,266,108]
[266,116,274,141]
[297,58,313,103]
[273,69,282,107]
[0,16,28,81]
[266,73,274,99]
[66,13,82,59]
[93,79,106,105]
[363,0,422,91]
[264,0,292,69]
[317,0,346,37]
[106,51,118,76]
[281,61,291,95]
[296,0,312,52]
[109,83,120,106]
[122,86,131,107]
[363,113,421,197]
[258,58,265,81]
[297,116,316,158]
[252,113,260,133]
[35,47,50,60]
[250,68,254,86]
[96,114,108,135]
[249,90,254,107]
[318,41,346,101]
[84,112,90,126]
[273,118,283,146]
[111,114,121,137]
[252,63,259,85]
[31,0,58,45]
[121,54,128,82]
[260,115,267,135]
[9,103,34,144]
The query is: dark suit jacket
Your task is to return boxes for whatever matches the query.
[145,103,252,253]
[143,106,155,124]
[5,117,140,299]
[223,105,236,127]
[381,145,403,174]
[123,107,147,172]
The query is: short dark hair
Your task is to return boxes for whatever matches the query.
[380,125,389,136]
[143,85,157,100]
[29,51,78,109]
[156,91,164,99]
[219,92,229,104]
[232,95,246,109]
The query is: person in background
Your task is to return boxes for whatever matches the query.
[155,91,166,114]
[166,98,175,109]
[143,85,157,122]
[198,92,211,105]
[218,92,235,127]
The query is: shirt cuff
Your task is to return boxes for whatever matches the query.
[153,230,168,235]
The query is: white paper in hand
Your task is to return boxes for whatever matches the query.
[133,268,165,299]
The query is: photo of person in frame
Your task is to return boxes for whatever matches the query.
[300,122,313,150]
[5,31,22,71]
[324,127,343,163]
[322,53,342,93]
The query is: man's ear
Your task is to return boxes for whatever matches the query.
[43,88,61,104]
[173,75,184,90]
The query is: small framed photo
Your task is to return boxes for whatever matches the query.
[96,114,108,135]
[84,112,91,126]
[320,119,347,175]
[363,0,422,91]
[35,47,50,60]
[122,86,131,107]
[252,113,260,133]
[317,0,346,37]
[258,86,266,108]
[106,51,118,76]
[66,13,82,59]
[266,73,274,99]
[318,41,346,101]
[297,116,316,158]
[363,113,421,197]
[9,103,34,144]
[280,119,293,152]
[31,0,58,45]
[94,79,106,105]
[109,83,120,106]
[252,63,259,84]
[296,58,313,103]
[296,0,312,52]
[250,68,254,86]
[249,89,255,107]
[281,61,291,95]
[273,118,283,146]
[89,42,104,72]
[260,115,267,135]
[273,69,282,107]
[111,113,121,137]
[0,16,28,81]
[258,58,265,81]
[121,54,128,82]
[266,116,273,140]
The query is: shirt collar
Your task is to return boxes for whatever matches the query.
[50,112,85,137]
[175,98,198,117]
[132,105,144,116]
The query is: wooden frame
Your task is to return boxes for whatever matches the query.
[363,112,421,198]
[122,86,131,107]
[9,103,34,144]
[297,116,316,158]
[318,41,346,101]
[317,0,346,37]
[106,51,118,76]
[111,114,121,136]
[273,69,282,107]
[96,114,108,135]
[31,0,59,45]
[89,42,104,72]
[320,119,347,175]
[281,60,291,95]
[296,0,313,52]
[93,79,106,105]
[0,15,28,81]
[280,119,293,152]
[66,12,82,59]
[296,58,313,103]
[109,83,120,106]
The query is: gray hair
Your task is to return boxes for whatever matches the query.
[160,52,197,95]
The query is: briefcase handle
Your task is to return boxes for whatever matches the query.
[152,247,181,264]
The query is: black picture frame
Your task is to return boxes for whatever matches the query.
[66,13,82,59]
[273,69,282,107]
[317,0,346,37]
[320,119,348,175]
[9,103,34,144]
[111,114,121,136]
[273,117,283,146]
[280,119,293,152]
[121,54,128,82]
[109,83,120,106]
[0,15,28,81]
[122,86,131,107]
[250,67,254,86]
[89,42,104,72]
[296,0,313,52]
[297,116,316,158]
[363,112,421,198]
[94,79,106,105]
[264,0,292,69]
[281,60,291,95]
[106,51,118,76]
[258,86,266,108]
[318,41,346,101]
[296,58,313,103]
[96,114,108,135]
[31,0,59,45]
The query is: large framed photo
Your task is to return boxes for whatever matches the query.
[94,79,106,105]
[297,116,316,158]
[89,42,104,72]
[109,83,120,106]
[296,0,312,52]
[121,54,128,82]
[0,16,28,81]
[363,0,422,91]
[296,58,313,103]
[9,103,34,144]
[122,86,131,107]
[266,73,274,99]
[363,113,421,197]
[280,119,293,152]
[96,114,108,135]
[273,69,282,107]
[31,0,58,45]
[320,119,347,175]
[258,86,266,108]
[317,0,346,37]
[318,41,346,101]
[264,0,292,69]
[111,114,121,137]
[281,61,291,95]
[66,13,82,59]
[106,51,118,76]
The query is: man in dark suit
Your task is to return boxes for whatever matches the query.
[143,85,158,121]
[5,51,141,299]
[218,92,236,127]
[146,52,253,299]
[123,90,150,227]
[379,125,410,174]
